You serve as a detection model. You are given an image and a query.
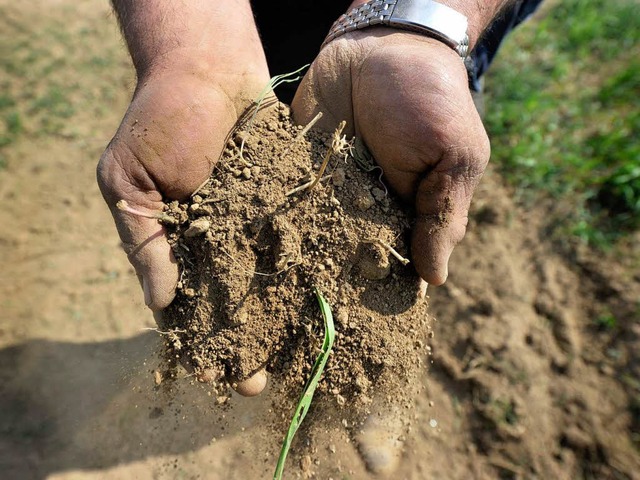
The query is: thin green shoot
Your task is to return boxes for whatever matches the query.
[273,287,336,480]
[239,64,309,160]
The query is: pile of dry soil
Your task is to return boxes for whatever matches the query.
[160,102,431,408]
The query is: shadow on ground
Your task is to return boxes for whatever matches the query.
[0,332,272,479]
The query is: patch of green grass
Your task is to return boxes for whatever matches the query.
[28,85,77,135]
[548,0,640,60]
[40,57,69,77]
[0,94,16,111]
[5,111,22,135]
[594,310,618,331]
[88,55,114,68]
[0,4,136,147]
[0,111,23,149]
[486,0,640,246]
[599,61,640,105]
[31,85,75,119]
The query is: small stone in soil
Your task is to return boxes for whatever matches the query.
[354,190,376,211]
[183,288,196,298]
[332,168,346,187]
[371,187,386,201]
[184,218,211,237]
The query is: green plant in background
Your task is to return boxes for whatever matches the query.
[486,0,640,246]
[594,311,618,331]
[0,9,127,166]
[273,287,335,480]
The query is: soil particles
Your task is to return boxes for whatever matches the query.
[162,102,432,411]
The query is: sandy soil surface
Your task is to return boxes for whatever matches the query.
[1,1,639,479]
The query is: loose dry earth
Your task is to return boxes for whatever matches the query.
[1,1,639,479]
[161,103,430,412]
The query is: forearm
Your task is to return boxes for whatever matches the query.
[347,0,513,48]
[111,0,266,80]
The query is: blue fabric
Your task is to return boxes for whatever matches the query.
[469,0,545,91]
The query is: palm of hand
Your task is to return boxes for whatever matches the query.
[293,31,490,285]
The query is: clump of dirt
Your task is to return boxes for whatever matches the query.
[161,102,431,406]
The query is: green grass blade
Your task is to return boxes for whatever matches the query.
[273,287,335,480]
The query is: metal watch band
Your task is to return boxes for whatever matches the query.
[322,0,469,58]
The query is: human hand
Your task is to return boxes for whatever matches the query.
[98,67,268,310]
[292,30,490,285]
[97,65,271,395]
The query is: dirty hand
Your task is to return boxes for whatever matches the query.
[101,0,270,311]
[292,31,490,285]
[100,0,273,396]
[97,70,267,310]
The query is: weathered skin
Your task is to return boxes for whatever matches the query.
[292,30,490,286]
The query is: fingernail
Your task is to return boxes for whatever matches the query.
[440,249,452,284]
[142,277,152,307]
[233,369,267,397]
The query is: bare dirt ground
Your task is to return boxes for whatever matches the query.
[1,1,639,479]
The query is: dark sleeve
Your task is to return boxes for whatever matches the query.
[468,0,545,91]
[252,1,352,103]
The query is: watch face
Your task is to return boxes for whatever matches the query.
[390,0,468,48]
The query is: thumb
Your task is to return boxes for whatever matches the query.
[411,144,489,286]
[290,44,355,134]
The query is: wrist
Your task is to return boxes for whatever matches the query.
[346,0,510,48]
[114,0,268,88]
[137,47,268,88]
[133,55,269,117]
[426,0,511,46]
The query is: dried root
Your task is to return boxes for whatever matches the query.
[116,200,178,225]
[286,120,352,196]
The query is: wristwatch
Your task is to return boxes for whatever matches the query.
[322,0,469,58]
